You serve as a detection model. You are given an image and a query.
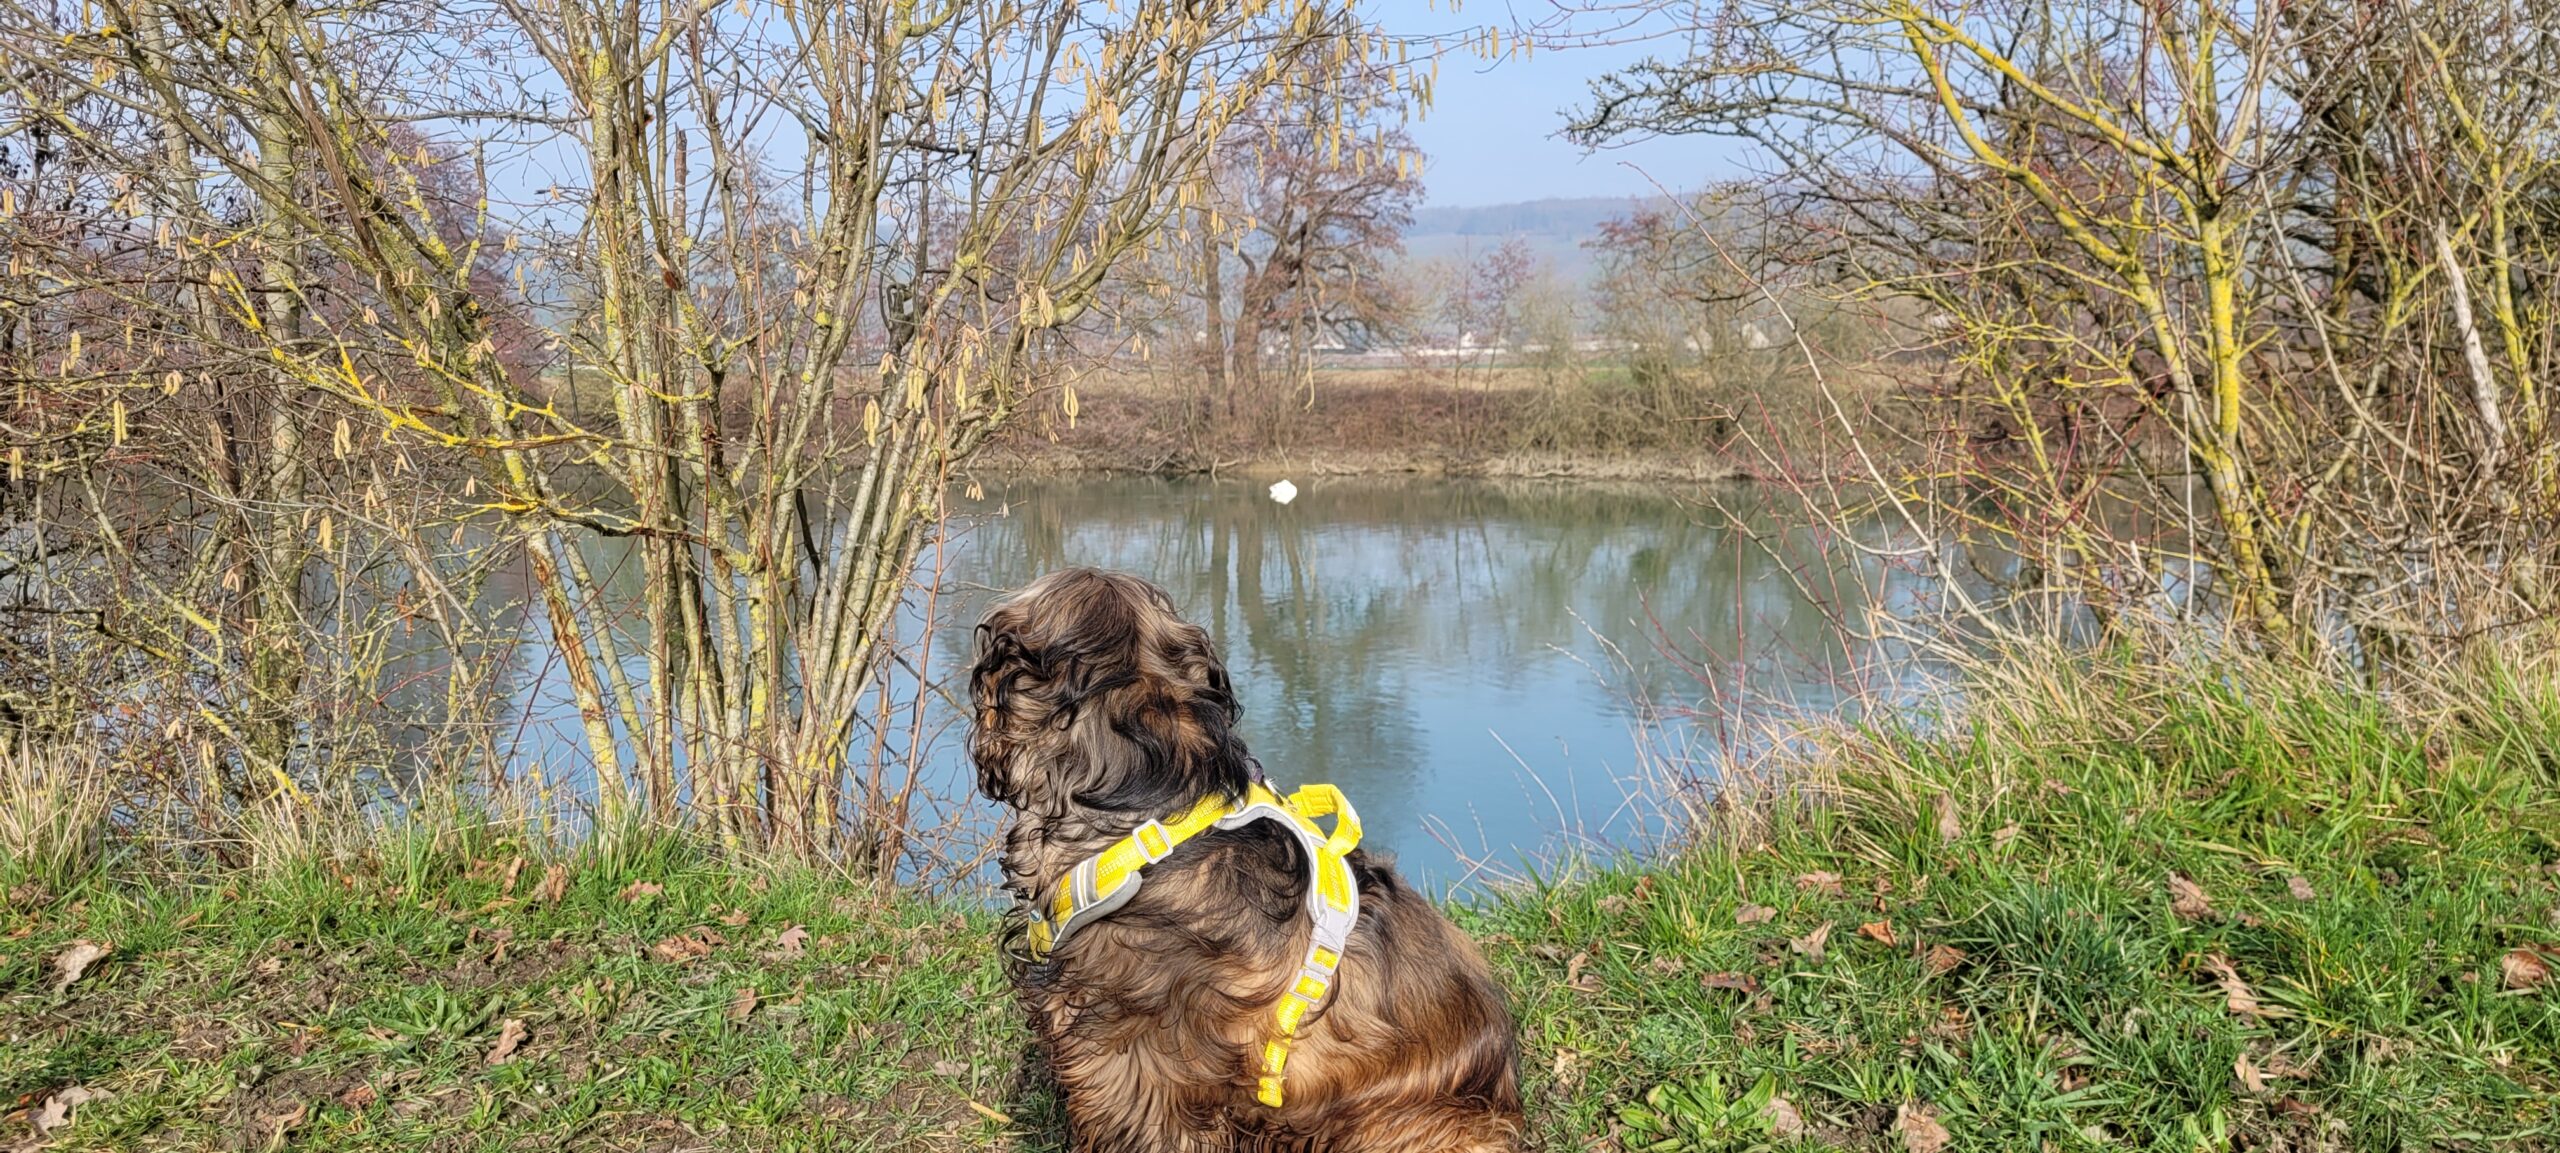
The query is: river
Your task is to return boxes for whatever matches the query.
[475,474,1963,891]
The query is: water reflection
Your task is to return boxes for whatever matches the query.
[917,476,1933,888]
[466,474,1959,888]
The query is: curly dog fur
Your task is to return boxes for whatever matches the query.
[969,568,1524,1152]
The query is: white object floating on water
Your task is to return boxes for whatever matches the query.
[1268,478,1298,505]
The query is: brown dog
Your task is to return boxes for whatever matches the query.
[969,568,1525,1152]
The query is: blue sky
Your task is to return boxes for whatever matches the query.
[1378,1,1750,206]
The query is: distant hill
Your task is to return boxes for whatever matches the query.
[1399,196,1669,286]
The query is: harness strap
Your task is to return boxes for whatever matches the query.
[1023,781,1364,1109]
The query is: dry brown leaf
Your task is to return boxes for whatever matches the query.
[2235,1053,2268,1094]
[770,925,811,957]
[50,939,112,993]
[1563,950,1604,993]
[1992,822,2023,849]
[650,928,722,965]
[338,1083,378,1110]
[2202,953,2267,1018]
[2501,945,2556,991]
[262,1101,309,1138]
[2168,873,2214,921]
[932,1058,969,1078]
[1550,1046,1584,1092]
[619,880,664,902]
[2261,1051,2315,1080]
[32,1087,112,1134]
[1790,922,1833,964]
[1922,943,1966,977]
[1894,1101,1952,1153]
[1700,971,1762,994]
[500,855,525,893]
[719,907,752,928]
[1736,903,1777,925]
[1933,795,1962,842]
[485,1018,527,1065]
[2286,875,2316,902]
[532,864,570,905]
[1763,1093,1808,1140]
[728,986,758,1022]
[1858,920,1898,948]
[1795,871,1844,898]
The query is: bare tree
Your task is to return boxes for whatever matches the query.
[1,0,1356,857]
[1200,26,1423,425]
[1564,0,2560,650]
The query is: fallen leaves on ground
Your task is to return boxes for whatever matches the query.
[2202,952,2274,1019]
[768,925,811,958]
[1922,943,1966,977]
[338,1083,378,1110]
[650,927,724,965]
[1564,951,1604,994]
[932,1058,969,1078]
[1857,921,1898,948]
[619,880,664,902]
[1790,922,1833,964]
[1934,796,1963,842]
[718,907,752,927]
[263,1102,309,1141]
[533,864,570,905]
[1763,1094,1808,1140]
[2168,873,2214,921]
[729,987,759,1022]
[1992,822,2023,849]
[2502,945,2557,991]
[485,1018,528,1065]
[1895,1101,1952,1152]
[1736,903,1777,925]
[2236,1053,2268,1094]
[50,939,112,993]
[32,1087,113,1134]
[1550,1046,1584,1092]
[2286,875,2316,902]
[1795,871,1844,898]
[1700,971,1762,994]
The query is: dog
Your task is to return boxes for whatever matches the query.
[969,568,1524,1152]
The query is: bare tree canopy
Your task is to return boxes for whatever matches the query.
[1,0,1384,856]
[1560,0,2560,648]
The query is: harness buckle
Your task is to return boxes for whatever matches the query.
[1130,819,1174,863]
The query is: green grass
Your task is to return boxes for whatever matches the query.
[1470,653,2560,1151]
[2,831,1042,1151]
[7,653,2559,1150]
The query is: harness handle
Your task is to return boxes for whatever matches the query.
[1284,784,1363,860]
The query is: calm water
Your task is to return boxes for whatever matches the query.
[897,476,1941,888]
[478,475,1959,890]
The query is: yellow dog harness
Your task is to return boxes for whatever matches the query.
[1022,780,1363,1108]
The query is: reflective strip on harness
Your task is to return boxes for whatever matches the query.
[1022,780,1363,1109]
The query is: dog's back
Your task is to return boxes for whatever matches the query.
[971,568,1525,1152]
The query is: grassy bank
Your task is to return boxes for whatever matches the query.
[979,365,1901,481]
[7,655,2559,1150]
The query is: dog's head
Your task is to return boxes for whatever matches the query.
[968,568,1252,820]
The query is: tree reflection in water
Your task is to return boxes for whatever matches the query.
[919,476,1945,890]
